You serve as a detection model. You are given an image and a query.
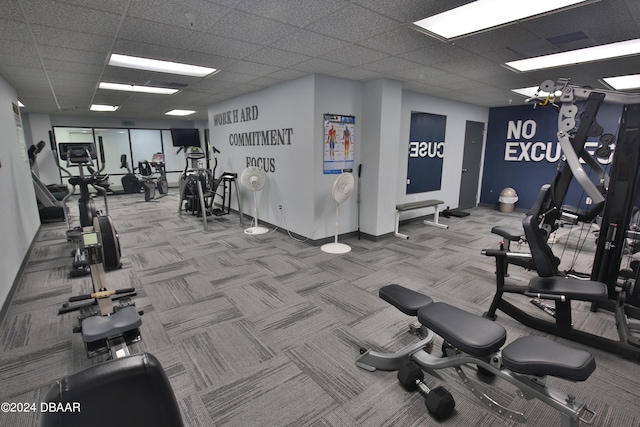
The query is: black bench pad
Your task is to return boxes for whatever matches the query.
[418,302,506,357]
[529,277,608,302]
[379,284,433,316]
[502,336,595,381]
[396,200,443,211]
[82,306,142,343]
[491,226,523,241]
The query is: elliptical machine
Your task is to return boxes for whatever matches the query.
[138,152,169,202]
[51,132,122,277]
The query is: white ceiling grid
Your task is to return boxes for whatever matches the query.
[0,0,638,121]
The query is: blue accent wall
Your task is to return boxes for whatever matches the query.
[481,102,623,210]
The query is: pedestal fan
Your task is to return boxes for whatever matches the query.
[241,166,269,235]
[321,172,355,254]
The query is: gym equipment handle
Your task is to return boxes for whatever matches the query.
[68,287,135,302]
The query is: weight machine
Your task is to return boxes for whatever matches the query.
[483,79,640,360]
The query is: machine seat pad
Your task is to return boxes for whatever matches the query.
[529,277,608,302]
[82,306,142,343]
[417,302,506,357]
[379,284,433,316]
[491,226,523,241]
[502,336,595,381]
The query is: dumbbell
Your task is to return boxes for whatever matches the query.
[397,361,455,421]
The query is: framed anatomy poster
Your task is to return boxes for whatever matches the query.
[323,113,355,174]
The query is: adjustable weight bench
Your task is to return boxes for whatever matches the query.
[395,200,448,239]
[356,284,596,426]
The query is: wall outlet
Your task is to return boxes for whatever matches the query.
[278,204,283,210]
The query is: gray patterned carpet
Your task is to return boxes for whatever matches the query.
[1,191,639,426]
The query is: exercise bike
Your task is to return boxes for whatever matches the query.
[51,133,121,277]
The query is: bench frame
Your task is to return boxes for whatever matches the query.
[357,288,596,426]
[394,200,448,239]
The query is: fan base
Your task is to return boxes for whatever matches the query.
[321,242,351,254]
[244,226,269,235]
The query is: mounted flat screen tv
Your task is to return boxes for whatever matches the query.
[170,128,201,148]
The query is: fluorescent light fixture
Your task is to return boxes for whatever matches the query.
[165,109,197,116]
[511,86,563,98]
[603,74,640,90]
[18,101,25,107]
[99,82,179,95]
[109,53,217,77]
[413,0,593,40]
[90,104,119,112]
[506,38,640,72]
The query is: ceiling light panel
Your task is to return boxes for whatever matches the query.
[109,53,217,77]
[413,0,594,40]
[99,82,179,94]
[505,38,640,72]
[90,104,119,111]
[166,109,196,116]
[603,74,640,90]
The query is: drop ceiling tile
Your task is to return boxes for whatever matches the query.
[190,33,262,59]
[19,0,121,36]
[357,26,438,55]
[50,0,127,14]
[392,65,448,82]
[0,53,41,69]
[127,0,230,31]
[178,50,236,70]
[31,25,112,51]
[583,20,640,45]
[205,9,298,45]
[431,55,496,73]
[271,30,350,56]
[360,56,422,74]
[243,47,310,68]
[208,70,259,84]
[190,78,239,93]
[234,0,348,26]
[222,60,282,77]
[119,17,200,50]
[306,3,401,43]
[247,76,282,88]
[4,0,23,21]
[329,67,385,81]
[399,43,470,66]
[320,44,389,66]
[265,68,308,81]
[39,46,105,65]
[353,0,470,23]
[0,19,30,42]
[290,58,349,74]
[0,40,38,56]
[42,59,103,75]
[112,39,187,62]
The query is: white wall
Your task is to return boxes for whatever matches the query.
[0,76,40,311]
[209,75,316,237]
[398,91,490,219]
[312,75,363,240]
[208,75,491,240]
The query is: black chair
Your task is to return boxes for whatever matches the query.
[38,353,184,427]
